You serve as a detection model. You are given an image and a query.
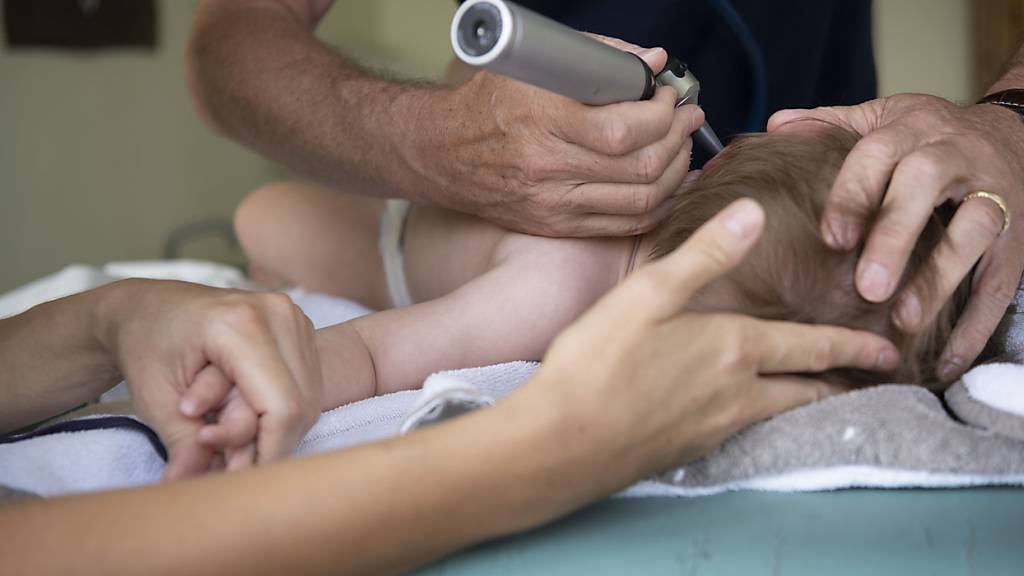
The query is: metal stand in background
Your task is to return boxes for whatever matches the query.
[162,217,244,268]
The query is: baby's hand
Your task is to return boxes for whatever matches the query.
[178,364,259,473]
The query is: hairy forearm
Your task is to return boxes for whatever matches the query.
[0,377,605,576]
[0,286,121,434]
[187,0,440,200]
[986,44,1024,93]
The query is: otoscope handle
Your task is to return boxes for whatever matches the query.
[452,0,723,156]
[452,0,655,104]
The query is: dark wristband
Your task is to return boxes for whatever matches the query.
[977,89,1024,120]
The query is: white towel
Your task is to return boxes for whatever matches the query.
[0,265,115,320]
[400,364,1024,497]
[0,364,534,497]
[0,417,164,497]
[961,363,1024,418]
[3,260,1024,499]
[0,260,256,320]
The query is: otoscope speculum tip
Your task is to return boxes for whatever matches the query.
[695,123,724,156]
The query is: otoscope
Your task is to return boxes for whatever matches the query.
[451,0,724,156]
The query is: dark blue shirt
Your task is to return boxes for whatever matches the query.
[482,0,876,151]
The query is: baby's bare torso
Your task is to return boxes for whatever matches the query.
[328,203,646,401]
[401,205,639,306]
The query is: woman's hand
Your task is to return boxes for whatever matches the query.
[516,199,899,495]
[96,280,322,479]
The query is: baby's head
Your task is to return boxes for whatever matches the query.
[651,125,969,388]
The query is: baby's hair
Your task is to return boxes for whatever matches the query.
[652,126,970,388]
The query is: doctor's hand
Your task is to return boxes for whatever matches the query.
[413,36,700,238]
[97,280,322,480]
[769,95,1024,381]
[512,199,899,496]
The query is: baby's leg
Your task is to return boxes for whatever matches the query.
[234,181,391,310]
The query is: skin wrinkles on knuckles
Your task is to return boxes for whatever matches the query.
[787,94,1024,374]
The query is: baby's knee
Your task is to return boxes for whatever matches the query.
[234,181,295,250]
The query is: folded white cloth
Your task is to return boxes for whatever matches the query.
[961,363,1024,418]
[400,375,496,434]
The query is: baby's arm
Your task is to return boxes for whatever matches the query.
[317,238,623,407]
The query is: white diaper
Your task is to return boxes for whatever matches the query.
[379,199,414,308]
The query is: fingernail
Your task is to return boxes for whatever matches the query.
[894,294,921,330]
[822,225,839,247]
[858,261,893,302]
[826,217,857,249]
[938,357,963,382]
[721,201,762,239]
[876,347,899,371]
[179,397,198,417]
[682,105,704,125]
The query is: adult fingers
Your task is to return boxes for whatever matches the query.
[823,124,924,251]
[264,301,322,423]
[563,131,692,216]
[179,364,232,418]
[555,86,680,157]
[584,32,668,72]
[744,318,899,374]
[937,247,1024,381]
[582,34,667,88]
[767,103,881,136]
[198,389,259,449]
[162,429,216,481]
[613,198,766,323]
[540,166,703,237]
[893,197,1004,332]
[856,143,970,302]
[238,293,318,461]
[744,375,846,424]
[203,299,304,463]
[549,193,678,237]
[560,102,698,186]
[767,108,842,132]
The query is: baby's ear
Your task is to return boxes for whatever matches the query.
[678,169,704,191]
[701,153,723,174]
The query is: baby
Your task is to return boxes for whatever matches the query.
[235,124,970,409]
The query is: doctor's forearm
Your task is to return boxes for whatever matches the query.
[187,0,441,202]
[985,44,1024,93]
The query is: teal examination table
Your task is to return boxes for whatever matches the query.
[418,489,1024,575]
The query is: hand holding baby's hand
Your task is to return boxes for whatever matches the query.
[107,281,323,481]
[175,365,260,474]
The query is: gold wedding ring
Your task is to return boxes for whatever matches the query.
[962,191,1011,235]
